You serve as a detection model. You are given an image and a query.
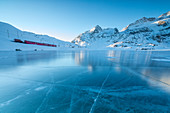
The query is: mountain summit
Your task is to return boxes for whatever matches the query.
[72,25,119,47]
[90,25,102,33]
[158,11,170,19]
[121,17,156,31]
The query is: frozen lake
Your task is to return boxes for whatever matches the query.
[0,50,170,113]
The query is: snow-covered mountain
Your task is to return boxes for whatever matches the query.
[72,11,170,50]
[0,22,76,51]
[72,25,119,48]
[1,11,169,51]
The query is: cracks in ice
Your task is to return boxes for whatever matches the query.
[34,70,88,113]
[127,68,170,86]
[68,82,77,113]
[35,75,54,113]
[0,70,89,87]
[68,71,88,113]
[0,88,32,108]
[89,71,111,113]
[0,95,22,107]
[0,74,70,85]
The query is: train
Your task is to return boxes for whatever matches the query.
[14,39,57,47]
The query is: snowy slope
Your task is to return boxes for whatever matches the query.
[72,11,170,50]
[0,22,76,51]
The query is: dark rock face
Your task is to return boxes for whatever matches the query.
[90,25,102,33]
[127,27,152,35]
[122,17,156,31]
[158,11,170,19]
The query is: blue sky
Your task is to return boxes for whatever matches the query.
[0,0,169,41]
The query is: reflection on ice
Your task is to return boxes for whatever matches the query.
[0,50,170,113]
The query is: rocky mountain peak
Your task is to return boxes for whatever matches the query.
[90,25,102,33]
[158,11,170,19]
[130,17,156,26]
[121,17,156,31]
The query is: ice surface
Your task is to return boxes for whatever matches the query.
[0,50,170,113]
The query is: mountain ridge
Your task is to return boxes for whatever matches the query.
[72,11,170,50]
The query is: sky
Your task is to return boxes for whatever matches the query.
[0,0,170,41]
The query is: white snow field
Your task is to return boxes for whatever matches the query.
[0,22,76,51]
[0,50,170,113]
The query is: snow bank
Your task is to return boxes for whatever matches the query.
[0,22,76,51]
